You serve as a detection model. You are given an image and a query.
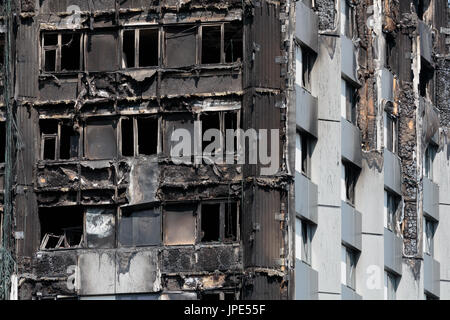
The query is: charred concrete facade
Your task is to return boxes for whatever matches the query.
[293,0,450,300]
[0,0,295,300]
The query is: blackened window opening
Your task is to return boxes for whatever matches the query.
[224,23,243,63]
[202,26,222,64]
[224,202,237,241]
[60,122,79,159]
[39,206,84,249]
[201,203,220,242]
[61,33,80,71]
[137,117,158,155]
[139,29,158,67]
[121,118,134,156]
[123,30,135,68]
[202,113,221,153]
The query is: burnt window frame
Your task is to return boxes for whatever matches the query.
[120,27,161,69]
[199,110,241,163]
[341,0,356,39]
[341,244,358,291]
[199,22,243,66]
[342,160,359,206]
[40,119,81,161]
[423,143,437,181]
[41,31,83,73]
[295,130,313,178]
[39,206,85,251]
[342,78,357,125]
[119,115,160,158]
[295,43,316,92]
[384,111,398,154]
[384,189,399,232]
[199,200,240,244]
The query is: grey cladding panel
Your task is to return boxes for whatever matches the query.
[86,32,119,72]
[165,26,197,68]
[85,119,117,160]
[119,207,161,246]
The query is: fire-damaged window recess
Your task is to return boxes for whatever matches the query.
[42,32,81,72]
[199,291,239,300]
[295,44,316,92]
[384,190,399,232]
[342,161,359,206]
[201,22,243,65]
[341,0,355,38]
[419,59,435,102]
[295,130,313,178]
[341,244,358,291]
[423,143,437,181]
[40,119,80,160]
[200,201,239,243]
[385,33,396,70]
[384,111,398,154]
[120,116,158,157]
[119,205,161,247]
[0,121,5,163]
[39,206,84,250]
[200,111,239,163]
[341,78,357,125]
[122,28,159,68]
[417,0,431,21]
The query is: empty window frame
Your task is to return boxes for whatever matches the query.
[342,161,359,205]
[384,111,398,153]
[120,116,158,157]
[40,119,80,160]
[419,59,435,101]
[295,130,312,177]
[295,44,315,92]
[200,111,240,162]
[200,22,243,65]
[122,28,159,69]
[340,0,355,38]
[385,33,396,70]
[384,190,399,232]
[119,206,161,247]
[423,144,437,181]
[42,32,82,72]
[423,216,436,256]
[384,271,397,300]
[341,245,357,290]
[341,78,357,124]
[39,206,84,250]
[295,216,313,265]
[200,201,239,243]
[0,121,5,163]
